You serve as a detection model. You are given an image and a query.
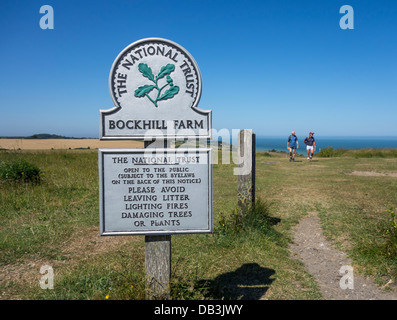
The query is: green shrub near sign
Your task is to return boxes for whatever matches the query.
[0,158,41,183]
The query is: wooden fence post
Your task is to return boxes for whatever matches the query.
[237,129,256,212]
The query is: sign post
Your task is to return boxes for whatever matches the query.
[144,139,171,300]
[99,38,212,299]
[145,235,171,299]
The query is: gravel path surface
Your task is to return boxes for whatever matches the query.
[290,214,396,300]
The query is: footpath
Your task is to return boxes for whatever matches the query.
[289,212,397,300]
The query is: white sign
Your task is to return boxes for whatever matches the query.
[100,38,212,139]
[99,148,212,235]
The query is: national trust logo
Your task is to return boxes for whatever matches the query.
[110,38,202,111]
[100,38,211,140]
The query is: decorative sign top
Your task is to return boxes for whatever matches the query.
[100,38,211,140]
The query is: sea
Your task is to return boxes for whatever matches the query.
[253,136,397,155]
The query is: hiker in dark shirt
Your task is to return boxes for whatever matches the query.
[304,132,316,161]
[287,131,299,162]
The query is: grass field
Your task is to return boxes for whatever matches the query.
[0,138,143,150]
[0,147,396,300]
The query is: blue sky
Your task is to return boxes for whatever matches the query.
[0,0,396,138]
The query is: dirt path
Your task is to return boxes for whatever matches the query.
[289,213,397,300]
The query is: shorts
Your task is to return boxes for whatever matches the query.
[307,145,314,150]
[289,146,296,150]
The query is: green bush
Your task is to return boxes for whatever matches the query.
[218,198,277,235]
[317,146,347,157]
[0,159,41,183]
[350,149,397,158]
[258,152,272,157]
[318,147,397,158]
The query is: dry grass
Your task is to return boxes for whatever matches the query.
[346,170,397,177]
[0,139,144,150]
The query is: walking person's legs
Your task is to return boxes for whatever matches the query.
[288,147,294,161]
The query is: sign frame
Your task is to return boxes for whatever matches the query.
[99,148,213,236]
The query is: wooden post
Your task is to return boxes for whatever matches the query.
[145,235,171,299]
[144,139,171,300]
[237,130,256,212]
